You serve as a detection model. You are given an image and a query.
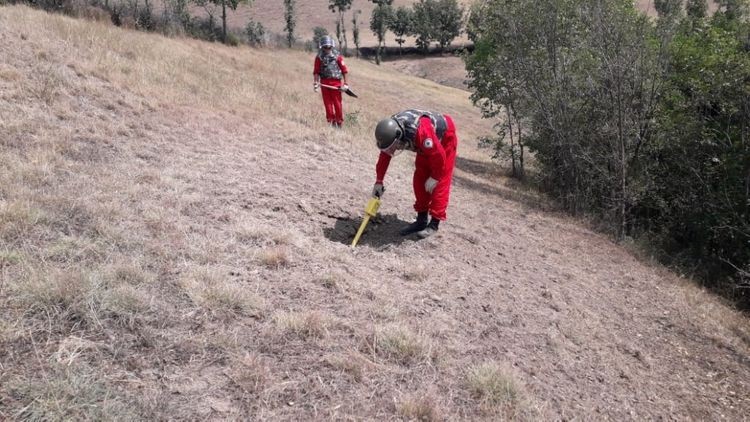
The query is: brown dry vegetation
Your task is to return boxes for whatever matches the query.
[0,5,748,420]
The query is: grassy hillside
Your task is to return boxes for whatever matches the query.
[1,5,748,420]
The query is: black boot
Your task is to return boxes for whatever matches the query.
[400,212,428,236]
[417,218,440,239]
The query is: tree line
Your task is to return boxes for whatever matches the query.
[465,0,750,303]
[3,0,467,60]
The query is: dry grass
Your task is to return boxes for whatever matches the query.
[228,352,271,395]
[10,267,152,331]
[100,284,151,328]
[236,225,292,247]
[180,268,265,318]
[8,362,140,421]
[0,200,45,244]
[365,324,433,366]
[396,393,443,422]
[325,351,372,382]
[274,310,328,340]
[13,269,92,319]
[258,246,289,269]
[0,249,22,267]
[110,262,152,285]
[316,272,345,291]
[466,362,525,415]
[402,264,429,282]
[28,63,66,105]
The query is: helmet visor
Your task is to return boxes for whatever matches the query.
[380,138,405,156]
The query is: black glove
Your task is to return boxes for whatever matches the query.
[372,183,385,198]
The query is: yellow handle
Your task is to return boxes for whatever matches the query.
[351,215,370,248]
[364,197,381,216]
[351,197,381,248]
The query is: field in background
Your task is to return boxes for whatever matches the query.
[0,5,747,420]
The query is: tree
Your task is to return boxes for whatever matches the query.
[411,0,436,52]
[329,0,353,55]
[193,0,220,40]
[646,9,750,290]
[465,0,666,237]
[411,0,462,52]
[215,0,251,44]
[686,0,708,19]
[717,0,748,19]
[433,0,463,50]
[284,0,296,48]
[312,26,329,50]
[370,0,393,64]
[166,0,191,31]
[246,19,265,46]
[352,9,362,57]
[655,0,682,18]
[388,6,414,55]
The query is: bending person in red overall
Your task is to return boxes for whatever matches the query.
[313,36,349,127]
[372,109,459,239]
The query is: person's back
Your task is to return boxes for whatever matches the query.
[372,110,459,238]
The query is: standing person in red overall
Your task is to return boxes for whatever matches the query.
[313,36,349,128]
[372,109,459,239]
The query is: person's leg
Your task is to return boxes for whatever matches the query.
[413,158,431,214]
[333,89,344,127]
[400,161,430,235]
[428,141,456,221]
[418,117,458,239]
[322,88,335,124]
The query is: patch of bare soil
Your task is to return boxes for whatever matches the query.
[380,55,468,90]
[0,7,747,421]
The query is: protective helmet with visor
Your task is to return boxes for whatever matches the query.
[319,36,335,49]
[375,118,405,156]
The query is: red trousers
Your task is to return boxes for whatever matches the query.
[413,115,458,221]
[320,79,343,125]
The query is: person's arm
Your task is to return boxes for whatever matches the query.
[372,151,391,197]
[313,57,321,87]
[375,151,392,184]
[415,116,446,180]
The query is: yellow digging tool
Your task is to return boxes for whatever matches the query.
[351,197,381,248]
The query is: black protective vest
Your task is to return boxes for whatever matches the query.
[392,109,447,151]
[318,50,343,80]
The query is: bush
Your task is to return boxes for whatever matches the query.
[246,20,265,46]
[225,32,240,46]
[465,0,750,303]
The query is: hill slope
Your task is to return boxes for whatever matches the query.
[0,6,748,420]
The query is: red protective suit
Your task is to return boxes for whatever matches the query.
[313,54,348,126]
[375,115,458,221]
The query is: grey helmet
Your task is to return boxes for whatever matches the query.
[319,35,335,49]
[375,118,403,150]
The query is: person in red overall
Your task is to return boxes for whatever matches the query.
[313,36,349,127]
[372,109,459,239]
